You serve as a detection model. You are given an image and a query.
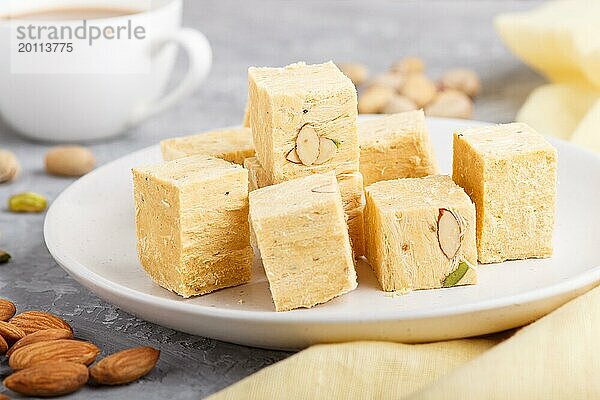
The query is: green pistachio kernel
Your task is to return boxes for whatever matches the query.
[8,192,47,213]
[443,261,470,288]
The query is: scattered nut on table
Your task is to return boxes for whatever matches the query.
[0,149,20,184]
[45,145,96,177]
[425,89,473,119]
[382,95,417,114]
[390,56,425,75]
[358,85,396,114]
[353,58,480,116]
[400,74,437,108]
[339,63,369,86]
[367,72,405,92]
[439,68,481,97]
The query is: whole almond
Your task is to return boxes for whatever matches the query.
[0,149,20,183]
[7,328,73,358]
[381,95,417,114]
[45,145,96,177]
[4,361,89,397]
[425,89,473,119]
[0,320,26,343]
[391,56,425,75]
[0,298,16,321]
[0,393,9,400]
[90,346,160,385]
[401,74,437,108]
[358,85,395,114]
[439,68,481,97]
[338,63,369,86]
[9,311,73,334]
[0,334,7,354]
[9,339,100,370]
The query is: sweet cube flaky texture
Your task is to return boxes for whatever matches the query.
[359,110,438,186]
[133,155,253,298]
[364,175,477,292]
[160,127,255,165]
[248,61,360,184]
[249,172,357,311]
[243,155,365,257]
[453,123,557,264]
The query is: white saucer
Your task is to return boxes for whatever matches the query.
[44,117,600,350]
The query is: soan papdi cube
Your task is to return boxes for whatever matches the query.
[248,61,359,184]
[249,172,357,311]
[453,123,557,263]
[160,127,255,165]
[133,155,253,297]
[364,175,477,292]
[359,110,438,186]
[243,156,365,256]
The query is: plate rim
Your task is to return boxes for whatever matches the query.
[44,117,600,324]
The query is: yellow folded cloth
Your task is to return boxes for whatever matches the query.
[495,0,600,151]
[209,285,600,399]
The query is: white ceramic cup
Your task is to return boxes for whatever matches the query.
[0,0,212,142]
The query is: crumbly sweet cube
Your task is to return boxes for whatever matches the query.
[160,127,255,164]
[359,110,438,186]
[248,61,359,183]
[453,123,557,263]
[132,155,253,297]
[249,172,357,311]
[243,157,365,257]
[243,157,273,191]
[364,175,477,292]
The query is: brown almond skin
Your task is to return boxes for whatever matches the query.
[0,394,9,400]
[0,334,7,354]
[0,298,16,321]
[9,311,73,335]
[7,328,73,358]
[4,361,89,397]
[90,346,160,385]
[0,321,26,343]
[9,339,100,370]
[45,145,96,177]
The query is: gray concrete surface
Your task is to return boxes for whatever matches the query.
[0,1,544,398]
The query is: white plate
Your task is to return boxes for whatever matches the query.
[44,117,600,350]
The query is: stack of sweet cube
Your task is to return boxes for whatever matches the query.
[133,61,557,311]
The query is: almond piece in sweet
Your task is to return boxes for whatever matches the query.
[9,339,100,370]
[0,334,7,354]
[9,310,73,335]
[4,361,89,397]
[295,125,320,166]
[0,298,16,321]
[437,208,463,259]
[313,138,338,165]
[90,346,160,385]
[0,320,26,343]
[7,328,73,358]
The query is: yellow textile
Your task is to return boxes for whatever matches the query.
[210,285,600,399]
[496,0,600,148]
[209,3,600,398]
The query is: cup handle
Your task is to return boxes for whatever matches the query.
[128,28,212,126]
